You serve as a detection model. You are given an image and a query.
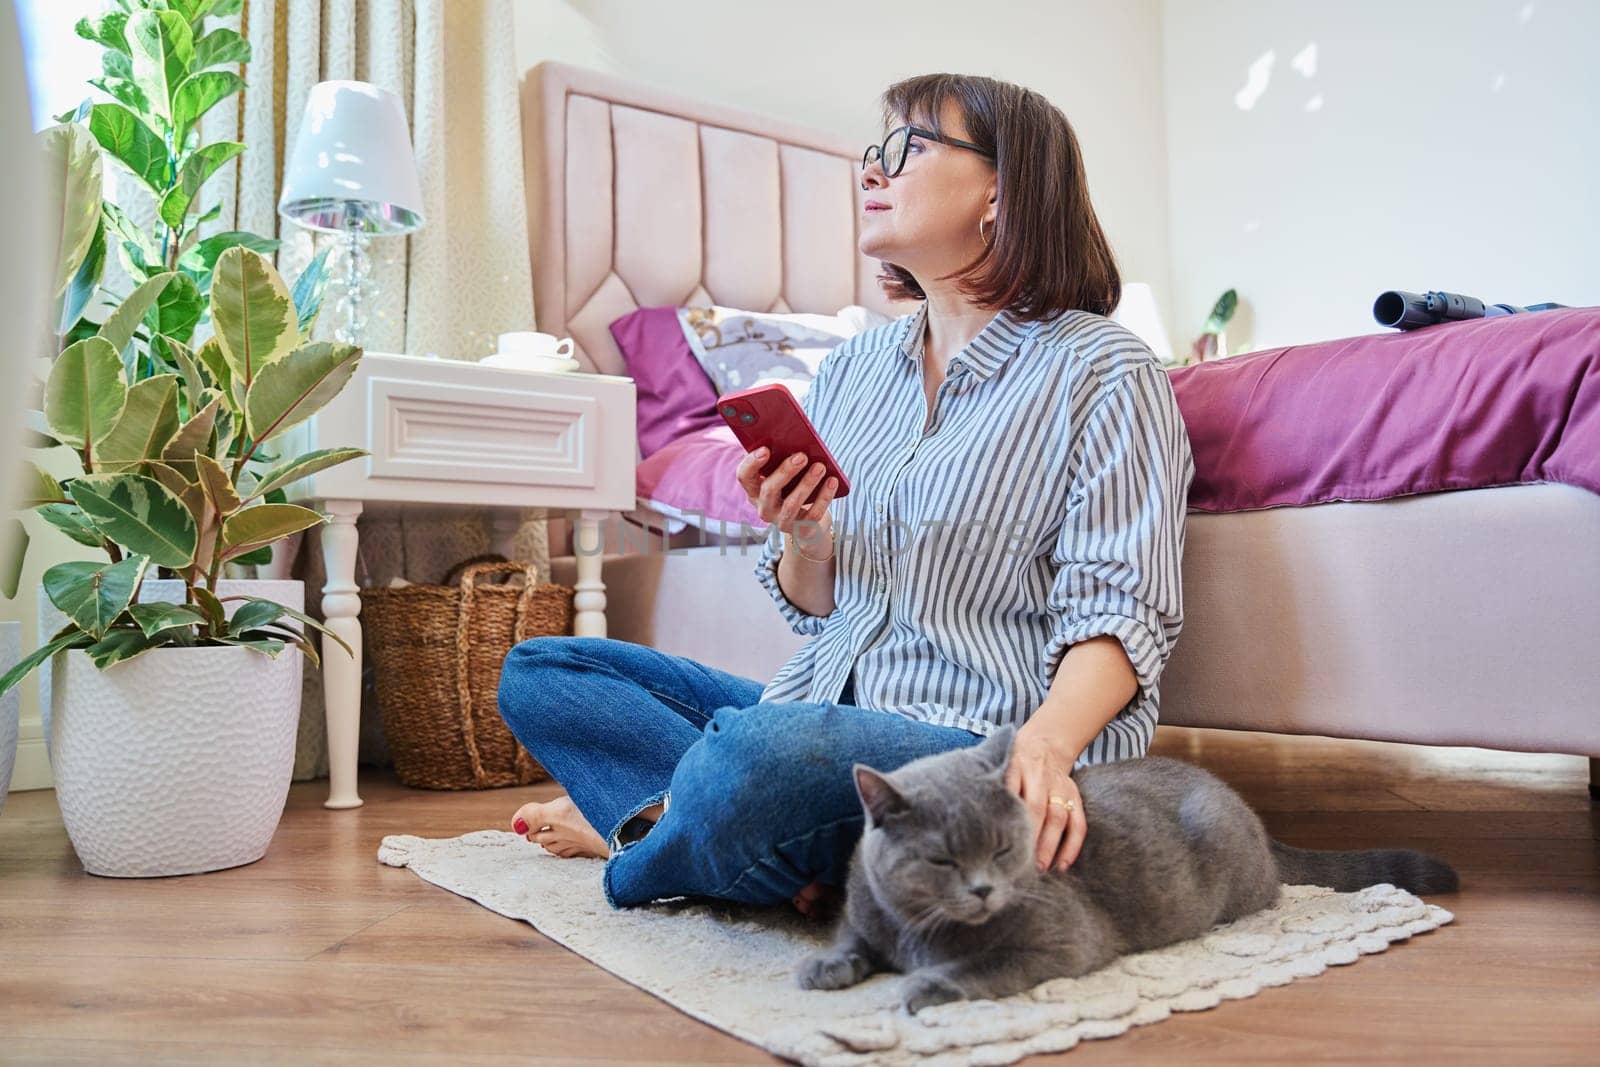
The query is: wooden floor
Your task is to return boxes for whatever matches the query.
[1,726,1596,1065]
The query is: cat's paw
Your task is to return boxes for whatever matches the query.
[901,971,965,1014]
[796,949,873,990]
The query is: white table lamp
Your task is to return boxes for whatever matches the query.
[278,80,425,347]
[1112,282,1175,364]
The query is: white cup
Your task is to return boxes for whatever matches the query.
[497,331,575,360]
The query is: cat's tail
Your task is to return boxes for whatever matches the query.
[1269,839,1459,895]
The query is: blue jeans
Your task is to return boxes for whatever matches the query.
[496,636,984,910]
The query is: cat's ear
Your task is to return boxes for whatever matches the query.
[975,724,1018,776]
[854,763,910,826]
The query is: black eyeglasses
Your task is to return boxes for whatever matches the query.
[862,124,995,178]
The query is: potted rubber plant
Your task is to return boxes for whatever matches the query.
[1,242,368,877]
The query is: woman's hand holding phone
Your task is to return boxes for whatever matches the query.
[737,447,840,561]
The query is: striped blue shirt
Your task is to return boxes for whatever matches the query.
[752,299,1195,767]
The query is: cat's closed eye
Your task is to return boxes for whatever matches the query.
[927,857,956,867]
[994,844,1013,859]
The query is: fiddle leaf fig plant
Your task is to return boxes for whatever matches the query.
[0,245,369,701]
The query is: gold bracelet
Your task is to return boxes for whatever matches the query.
[793,526,835,563]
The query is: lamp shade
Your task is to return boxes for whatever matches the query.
[1111,282,1174,363]
[278,80,425,235]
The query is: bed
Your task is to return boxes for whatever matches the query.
[517,61,1600,780]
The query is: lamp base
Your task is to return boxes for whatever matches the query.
[334,228,374,348]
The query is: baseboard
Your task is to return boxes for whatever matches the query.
[9,711,53,791]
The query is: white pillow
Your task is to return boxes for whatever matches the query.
[675,304,892,396]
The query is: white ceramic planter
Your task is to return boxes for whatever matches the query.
[38,579,304,760]
[51,642,303,877]
[1,621,20,816]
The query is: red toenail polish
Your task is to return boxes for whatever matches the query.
[513,818,528,835]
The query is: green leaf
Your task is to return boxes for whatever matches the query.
[42,554,151,639]
[127,601,208,638]
[211,247,299,404]
[0,626,92,701]
[179,231,279,293]
[195,454,243,517]
[171,70,244,148]
[228,544,272,567]
[226,597,285,636]
[127,9,194,125]
[95,374,181,473]
[1,519,25,600]
[70,473,198,568]
[102,49,134,81]
[103,201,161,277]
[36,504,107,549]
[157,335,211,410]
[216,635,286,658]
[86,103,170,196]
[192,584,227,633]
[195,336,234,407]
[84,626,167,669]
[149,272,204,343]
[245,447,366,502]
[46,337,127,450]
[40,122,104,300]
[147,461,210,538]
[23,462,69,506]
[158,141,244,229]
[56,216,107,337]
[75,11,131,54]
[89,75,152,117]
[190,26,250,72]
[250,623,319,669]
[245,341,362,444]
[98,272,177,358]
[290,247,332,336]
[219,594,354,660]
[220,503,324,561]
[169,0,227,25]
[1203,289,1238,335]
[161,392,221,475]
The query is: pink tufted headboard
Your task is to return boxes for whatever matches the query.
[518,61,916,376]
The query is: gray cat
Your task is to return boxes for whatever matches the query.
[796,723,1458,1015]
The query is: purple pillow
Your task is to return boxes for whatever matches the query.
[609,306,724,458]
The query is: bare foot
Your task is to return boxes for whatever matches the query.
[793,880,843,921]
[509,795,610,859]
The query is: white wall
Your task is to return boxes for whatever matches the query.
[513,0,1176,328]
[1163,0,1600,351]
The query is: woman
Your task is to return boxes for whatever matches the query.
[497,73,1194,917]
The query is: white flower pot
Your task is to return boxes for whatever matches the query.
[37,579,304,761]
[1,621,20,816]
[51,642,303,877]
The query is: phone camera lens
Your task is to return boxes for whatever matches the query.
[740,412,755,424]
[721,405,737,417]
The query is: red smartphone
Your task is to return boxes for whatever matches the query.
[717,382,851,498]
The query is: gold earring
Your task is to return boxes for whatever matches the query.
[979,216,994,245]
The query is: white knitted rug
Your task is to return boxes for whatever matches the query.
[378,831,1453,1066]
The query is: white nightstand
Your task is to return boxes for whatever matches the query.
[280,353,636,809]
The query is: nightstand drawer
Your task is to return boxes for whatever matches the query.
[283,351,636,510]
[366,376,599,489]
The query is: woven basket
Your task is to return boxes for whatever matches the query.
[359,553,574,790]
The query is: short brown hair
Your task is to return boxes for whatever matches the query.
[875,73,1121,320]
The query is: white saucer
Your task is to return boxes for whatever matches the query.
[479,353,581,373]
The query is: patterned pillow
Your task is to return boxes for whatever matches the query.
[675,305,891,398]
